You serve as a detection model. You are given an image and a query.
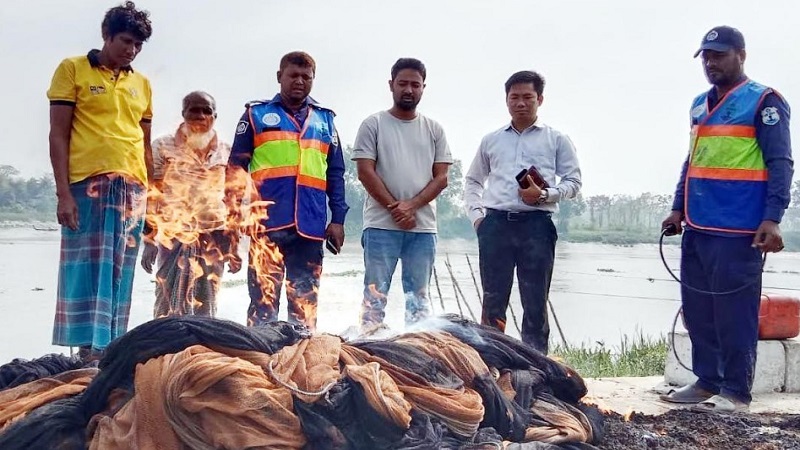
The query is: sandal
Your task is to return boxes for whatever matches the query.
[659,383,715,404]
[690,395,749,414]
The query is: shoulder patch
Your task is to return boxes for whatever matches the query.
[331,129,339,146]
[236,120,249,135]
[691,103,706,118]
[761,107,780,126]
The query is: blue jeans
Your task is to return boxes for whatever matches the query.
[360,228,436,327]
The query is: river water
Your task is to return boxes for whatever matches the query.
[1,226,798,363]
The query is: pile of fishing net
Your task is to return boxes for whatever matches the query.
[0,315,605,449]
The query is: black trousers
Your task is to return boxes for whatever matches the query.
[681,230,763,404]
[477,209,557,354]
[247,227,323,330]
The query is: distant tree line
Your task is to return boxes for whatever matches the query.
[0,165,56,220]
[4,157,800,247]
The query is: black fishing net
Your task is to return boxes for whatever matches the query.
[0,354,87,390]
[392,411,449,449]
[0,317,308,450]
[0,315,604,450]
[294,377,407,450]
[353,340,464,389]
[0,396,87,450]
[437,314,587,403]
[473,372,532,441]
[82,316,308,415]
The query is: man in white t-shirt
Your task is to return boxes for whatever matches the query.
[352,58,453,329]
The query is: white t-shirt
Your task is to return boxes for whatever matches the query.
[352,110,452,233]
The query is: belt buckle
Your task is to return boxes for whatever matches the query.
[507,211,520,222]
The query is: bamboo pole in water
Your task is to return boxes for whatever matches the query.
[432,266,445,311]
[445,254,476,321]
[548,298,569,349]
[464,254,483,306]
[442,261,465,318]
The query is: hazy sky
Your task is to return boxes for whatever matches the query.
[1,0,798,196]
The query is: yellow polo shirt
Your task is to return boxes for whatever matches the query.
[47,50,153,185]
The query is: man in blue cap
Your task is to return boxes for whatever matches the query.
[660,26,793,413]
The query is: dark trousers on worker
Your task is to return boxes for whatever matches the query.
[478,209,557,354]
[681,229,763,404]
[247,227,323,331]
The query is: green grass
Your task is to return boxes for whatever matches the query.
[551,333,668,378]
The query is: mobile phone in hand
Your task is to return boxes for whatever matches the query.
[515,169,531,189]
[325,236,339,255]
[516,166,549,189]
[527,165,550,189]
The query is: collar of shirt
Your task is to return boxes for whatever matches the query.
[706,75,748,109]
[267,93,318,127]
[504,118,544,134]
[266,93,319,107]
[86,49,134,73]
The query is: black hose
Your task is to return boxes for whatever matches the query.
[659,225,767,296]
[659,225,767,372]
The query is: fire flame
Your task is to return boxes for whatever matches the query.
[580,396,635,422]
[579,396,613,414]
[361,284,389,328]
[86,174,147,246]
[144,131,278,318]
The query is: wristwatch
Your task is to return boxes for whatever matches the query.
[538,189,549,203]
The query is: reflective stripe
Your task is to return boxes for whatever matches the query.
[690,136,765,169]
[254,134,328,154]
[250,140,300,172]
[254,131,300,147]
[687,166,768,181]
[252,166,299,182]
[300,139,330,154]
[297,174,327,190]
[694,124,756,138]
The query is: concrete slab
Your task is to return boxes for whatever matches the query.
[783,337,800,392]
[584,376,800,416]
[664,332,786,393]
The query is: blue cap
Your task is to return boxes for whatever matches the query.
[693,26,745,58]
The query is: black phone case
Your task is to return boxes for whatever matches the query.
[325,237,339,255]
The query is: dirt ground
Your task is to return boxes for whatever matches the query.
[599,409,800,450]
[583,377,800,450]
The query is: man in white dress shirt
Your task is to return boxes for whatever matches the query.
[464,70,582,353]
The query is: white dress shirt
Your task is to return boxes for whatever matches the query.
[463,120,582,225]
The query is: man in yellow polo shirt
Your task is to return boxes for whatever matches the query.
[47,1,153,362]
